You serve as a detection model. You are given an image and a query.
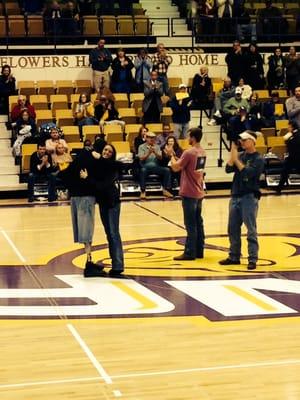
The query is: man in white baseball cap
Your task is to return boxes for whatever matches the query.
[219,130,264,270]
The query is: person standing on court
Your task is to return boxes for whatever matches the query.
[170,127,206,260]
[89,38,113,91]
[219,130,264,270]
[58,142,106,278]
[80,143,125,278]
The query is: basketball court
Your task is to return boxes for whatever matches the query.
[0,193,300,399]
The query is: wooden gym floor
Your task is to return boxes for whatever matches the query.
[0,192,300,399]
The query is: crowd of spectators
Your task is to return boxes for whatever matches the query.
[2,36,300,200]
[193,0,300,42]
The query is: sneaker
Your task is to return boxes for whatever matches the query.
[219,258,240,265]
[214,110,222,118]
[108,269,126,278]
[84,261,106,277]
[207,119,216,126]
[247,262,256,270]
[162,189,173,198]
[173,254,195,261]
[140,191,146,200]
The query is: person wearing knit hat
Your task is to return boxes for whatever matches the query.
[219,130,264,270]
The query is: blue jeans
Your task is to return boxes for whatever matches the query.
[182,197,205,258]
[139,165,171,192]
[28,172,56,201]
[228,194,259,263]
[99,202,124,272]
[78,117,99,138]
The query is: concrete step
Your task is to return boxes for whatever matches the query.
[0,156,15,167]
[0,148,12,156]
[0,130,11,139]
[0,139,11,148]
[157,37,193,47]
[0,115,8,123]
[0,165,20,174]
[0,183,27,192]
[0,174,20,185]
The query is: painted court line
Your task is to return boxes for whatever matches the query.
[0,228,27,263]
[1,358,300,391]
[67,323,113,385]
[112,358,300,380]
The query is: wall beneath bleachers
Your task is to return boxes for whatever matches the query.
[0,53,272,84]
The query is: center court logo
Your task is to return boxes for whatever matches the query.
[0,234,300,320]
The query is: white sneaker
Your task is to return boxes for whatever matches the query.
[207,119,216,126]
[214,110,222,118]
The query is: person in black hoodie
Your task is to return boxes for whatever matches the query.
[80,143,125,277]
[58,142,106,278]
[244,43,265,90]
[267,47,285,90]
[0,65,16,114]
[276,121,300,193]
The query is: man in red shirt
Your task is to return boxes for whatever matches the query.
[11,95,36,122]
[171,127,206,260]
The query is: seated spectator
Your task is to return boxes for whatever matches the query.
[61,1,80,37]
[249,92,264,129]
[44,1,62,36]
[161,135,183,187]
[156,123,173,148]
[196,0,216,39]
[118,0,133,14]
[93,133,107,154]
[258,0,287,40]
[52,142,73,172]
[138,131,173,200]
[169,83,192,139]
[27,143,57,202]
[45,127,68,154]
[142,71,163,124]
[227,106,257,141]
[267,48,286,90]
[208,76,236,125]
[11,95,36,122]
[134,48,153,92]
[134,126,148,154]
[111,48,134,94]
[285,86,300,128]
[74,93,98,137]
[216,0,234,36]
[22,0,44,15]
[94,95,125,130]
[237,78,252,100]
[276,121,300,193]
[94,87,115,103]
[96,0,114,15]
[0,65,16,115]
[263,91,285,127]
[235,2,256,42]
[223,86,250,118]
[12,110,37,158]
